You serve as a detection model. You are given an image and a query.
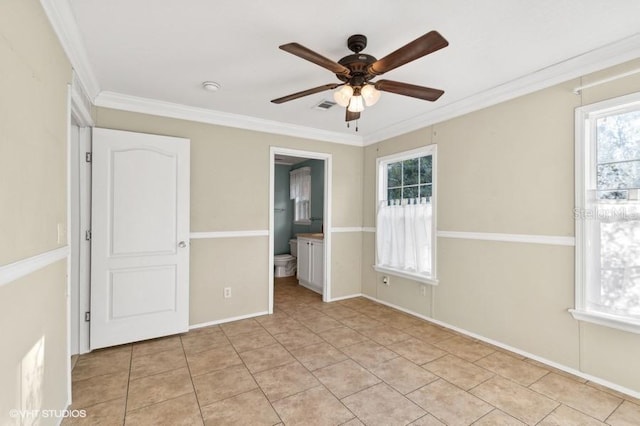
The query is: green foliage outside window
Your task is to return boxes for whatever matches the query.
[386,155,432,201]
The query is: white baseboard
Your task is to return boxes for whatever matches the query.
[327,293,363,302]
[189,311,269,329]
[360,293,640,399]
[298,280,322,295]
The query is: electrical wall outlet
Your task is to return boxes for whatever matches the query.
[223,287,232,299]
[382,276,390,286]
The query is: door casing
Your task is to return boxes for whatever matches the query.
[268,147,332,310]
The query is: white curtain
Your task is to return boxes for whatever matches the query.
[290,167,311,222]
[590,202,640,318]
[376,198,432,275]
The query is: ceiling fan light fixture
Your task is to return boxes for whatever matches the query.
[347,95,365,113]
[272,31,449,129]
[333,85,353,107]
[361,84,381,106]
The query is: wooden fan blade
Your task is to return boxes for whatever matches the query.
[367,31,448,76]
[375,80,444,101]
[280,43,351,77]
[271,83,341,104]
[345,109,360,122]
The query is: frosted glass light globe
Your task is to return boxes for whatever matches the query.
[333,85,354,107]
[361,84,381,106]
[347,95,365,112]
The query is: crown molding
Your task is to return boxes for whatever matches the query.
[42,1,640,147]
[94,91,364,146]
[362,33,640,145]
[70,72,94,126]
[39,0,100,100]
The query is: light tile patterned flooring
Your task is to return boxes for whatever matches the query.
[65,277,640,425]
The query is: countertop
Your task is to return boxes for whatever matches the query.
[296,233,324,240]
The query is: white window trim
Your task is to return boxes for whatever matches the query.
[375,144,438,284]
[573,91,640,335]
[290,167,311,225]
[373,265,439,286]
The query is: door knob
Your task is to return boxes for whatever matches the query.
[178,241,187,248]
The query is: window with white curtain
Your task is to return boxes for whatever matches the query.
[290,167,311,224]
[375,145,437,284]
[573,92,640,334]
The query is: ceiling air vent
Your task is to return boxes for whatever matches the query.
[313,100,337,111]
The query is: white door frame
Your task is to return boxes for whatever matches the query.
[67,75,93,408]
[68,76,93,358]
[268,147,332,312]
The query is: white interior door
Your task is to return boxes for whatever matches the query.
[90,128,190,350]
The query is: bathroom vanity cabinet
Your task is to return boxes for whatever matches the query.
[297,235,324,294]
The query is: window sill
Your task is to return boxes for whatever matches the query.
[373,265,438,286]
[569,309,640,335]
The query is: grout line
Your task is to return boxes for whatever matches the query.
[604,399,626,424]
[224,320,285,425]
[259,286,367,420]
[72,282,632,425]
[527,370,552,389]
[179,333,206,424]
[537,404,563,425]
[121,345,133,425]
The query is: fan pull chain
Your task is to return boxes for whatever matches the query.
[346,119,359,132]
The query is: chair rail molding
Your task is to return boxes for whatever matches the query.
[0,246,69,287]
[437,230,575,246]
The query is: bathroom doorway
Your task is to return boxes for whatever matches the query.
[268,147,332,312]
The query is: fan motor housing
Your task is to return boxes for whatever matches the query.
[336,53,377,83]
[347,34,367,53]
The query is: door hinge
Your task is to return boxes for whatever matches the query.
[84,312,90,322]
[85,152,92,163]
[85,230,92,241]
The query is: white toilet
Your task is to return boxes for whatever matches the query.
[274,239,298,277]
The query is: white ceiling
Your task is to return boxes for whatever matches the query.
[65,0,640,143]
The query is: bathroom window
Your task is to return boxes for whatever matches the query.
[375,145,437,285]
[290,167,311,224]
[573,92,640,334]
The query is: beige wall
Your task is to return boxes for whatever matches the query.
[0,0,70,264]
[0,0,72,420]
[95,107,364,324]
[189,238,270,324]
[362,59,640,393]
[435,82,576,236]
[4,0,638,419]
[330,232,362,299]
[0,262,69,422]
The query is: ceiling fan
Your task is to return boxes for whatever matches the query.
[271,31,449,125]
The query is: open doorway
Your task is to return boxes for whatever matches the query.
[268,147,332,312]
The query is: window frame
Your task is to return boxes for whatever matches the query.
[374,145,438,285]
[290,167,312,225]
[572,91,640,335]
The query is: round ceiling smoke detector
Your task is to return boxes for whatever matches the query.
[202,81,221,91]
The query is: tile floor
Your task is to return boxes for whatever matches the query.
[64,276,640,425]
